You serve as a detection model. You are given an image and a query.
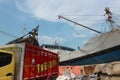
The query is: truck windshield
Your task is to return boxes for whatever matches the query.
[0,52,12,67]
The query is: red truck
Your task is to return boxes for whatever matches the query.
[0,43,59,80]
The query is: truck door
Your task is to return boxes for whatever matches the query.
[0,51,14,80]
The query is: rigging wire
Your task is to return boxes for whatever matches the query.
[62,23,113,64]
[79,31,112,63]
[112,15,120,27]
[66,19,113,63]
[82,12,120,54]
[60,8,120,64]
[81,14,113,52]
[81,29,112,53]
[57,18,62,46]
[100,21,107,33]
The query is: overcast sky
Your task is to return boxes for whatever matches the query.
[0,0,120,49]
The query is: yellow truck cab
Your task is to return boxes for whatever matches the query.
[0,50,14,80]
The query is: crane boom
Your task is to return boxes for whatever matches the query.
[58,15,101,34]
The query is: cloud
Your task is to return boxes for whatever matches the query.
[15,0,120,31]
[15,0,114,21]
[38,35,65,44]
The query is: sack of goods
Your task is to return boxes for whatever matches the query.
[102,61,120,75]
[100,75,120,80]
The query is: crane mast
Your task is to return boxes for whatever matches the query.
[58,15,101,34]
[6,25,39,46]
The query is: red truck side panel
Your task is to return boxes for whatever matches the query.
[23,43,58,79]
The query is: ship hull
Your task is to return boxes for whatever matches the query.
[60,45,120,65]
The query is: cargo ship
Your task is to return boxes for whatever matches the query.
[59,7,120,65]
[56,7,120,80]
[41,44,75,55]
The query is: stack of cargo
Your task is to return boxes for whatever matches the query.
[93,61,120,80]
[57,61,120,80]
[57,66,76,80]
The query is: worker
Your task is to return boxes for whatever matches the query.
[104,7,115,30]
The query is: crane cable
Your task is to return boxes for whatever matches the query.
[80,13,120,53]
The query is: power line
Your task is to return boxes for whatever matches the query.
[61,14,104,16]
[0,30,17,38]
